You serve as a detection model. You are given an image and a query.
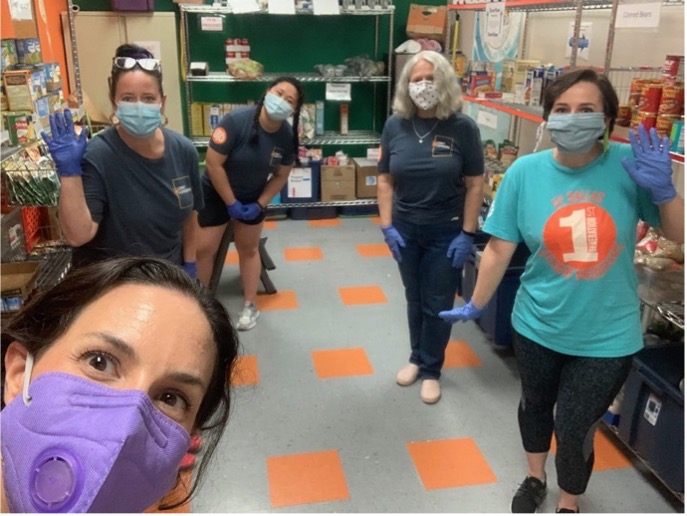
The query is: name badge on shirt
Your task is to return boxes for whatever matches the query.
[270,147,285,167]
[431,136,454,157]
[173,176,194,209]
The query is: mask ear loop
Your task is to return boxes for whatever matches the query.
[22,353,35,406]
[533,120,546,153]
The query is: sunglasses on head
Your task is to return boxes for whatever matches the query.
[113,56,161,72]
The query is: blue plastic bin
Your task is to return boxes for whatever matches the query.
[617,344,684,494]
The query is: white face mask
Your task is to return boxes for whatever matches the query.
[408,80,439,111]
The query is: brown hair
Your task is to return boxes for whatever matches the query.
[108,43,164,103]
[542,68,619,134]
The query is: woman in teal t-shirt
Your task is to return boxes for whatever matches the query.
[439,69,684,513]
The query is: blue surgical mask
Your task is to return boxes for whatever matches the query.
[546,112,606,154]
[263,93,294,122]
[116,101,162,138]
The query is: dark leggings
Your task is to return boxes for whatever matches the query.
[513,331,634,495]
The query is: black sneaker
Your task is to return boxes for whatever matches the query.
[555,509,579,513]
[511,476,547,513]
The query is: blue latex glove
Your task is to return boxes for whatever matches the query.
[241,202,263,221]
[183,261,197,279]
[447,231,474,269]
[381,225,406,263]
[227,200,246,220]
[40,108,88,177]
[438,300,485,324]
[621,125,676,205]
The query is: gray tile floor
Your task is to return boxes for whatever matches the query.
[193,216,683,513]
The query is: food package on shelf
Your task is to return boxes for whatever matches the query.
[634,227,684,271]
[498,140,519,167]
[227,59,264,80]
[298,103,316,140]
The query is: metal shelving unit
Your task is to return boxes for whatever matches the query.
[178,3,394,148]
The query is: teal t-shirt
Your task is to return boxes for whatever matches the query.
[482,143,660,358]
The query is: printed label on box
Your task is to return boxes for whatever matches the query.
[287,167,313,198]
[643,394,661,426]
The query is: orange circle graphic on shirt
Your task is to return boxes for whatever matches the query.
[211,127,227,145]
[542,202,616,270]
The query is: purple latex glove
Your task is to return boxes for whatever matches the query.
[183,261,197,279]
[40,108,88,177]
[227,200,246,220]
[381,225,406,263]
[447,231,474,269]
[241,202,263,221]
[439,300,484,324]
[621,125,676,205]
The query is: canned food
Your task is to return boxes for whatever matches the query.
[662,55,684,80]
[629,78,648,106]
[655,114,680,138]
[638,83,663,113]
[657,84,684,116]
[631,111,657,131]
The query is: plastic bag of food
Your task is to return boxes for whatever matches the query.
[227,59,264,80]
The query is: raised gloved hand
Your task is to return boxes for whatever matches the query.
[381,225,406,263]
[438,300,484,324]
[227,200,246,220]
[621,125,676,205]
[40,108,88,177]
[241,202,263,221]
[447,231,475,269]
[183,261,197,279]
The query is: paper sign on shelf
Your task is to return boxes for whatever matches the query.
[476,109,498,130]
[9,0,32,21]
[200,16,225,31]
[325,83,352,101]
[269,0,295,14]
[313,0,340,15]
[485,2,505,43]
[615,2,661,29]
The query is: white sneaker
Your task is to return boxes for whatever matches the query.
[236,302,260,331]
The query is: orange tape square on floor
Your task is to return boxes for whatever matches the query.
[312,347,374,379]
[356,243,391,258]
[263,220,277,230]
[338,286,387,305]
[267,450,350,508]
[256,291,299,310]
[224,250,239,265]
[231,355,259,386]
[444,340,483,368]
[550,428,632,471]
[407,438,497,490]
[308,219,341,228]
[370,216,382,225]
[284,247,324,261]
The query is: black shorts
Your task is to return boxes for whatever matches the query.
[197,184,266,227]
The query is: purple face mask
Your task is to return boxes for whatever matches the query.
[1,370,190,513]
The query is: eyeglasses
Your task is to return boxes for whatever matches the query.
[113,57,161,72]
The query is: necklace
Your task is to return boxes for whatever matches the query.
[412,118,439,143]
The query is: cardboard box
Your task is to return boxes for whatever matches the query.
[1,261,39,312]
[282,166,319,202]
[4,69,33,112]
[353,158,378,198]
[190,102,204,137]
[339,103,349,135]
[321,163,355,202]
[406,4,448,43]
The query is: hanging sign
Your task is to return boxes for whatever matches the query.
[325,83,351,101]
[485,2,505,43]
[615,2,662,29]
[476,109,498,130]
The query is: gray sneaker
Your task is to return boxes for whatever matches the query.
[236,302,260,331]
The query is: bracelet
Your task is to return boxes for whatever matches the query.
[462,230,477,238]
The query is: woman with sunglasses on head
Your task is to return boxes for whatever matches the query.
[439,68,684,513]
[42,44,203,278]
[195,76,304,331]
